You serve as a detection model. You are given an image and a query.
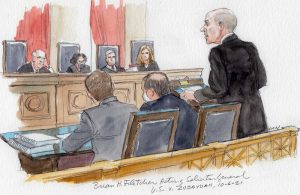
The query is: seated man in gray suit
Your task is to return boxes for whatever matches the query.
[62,70,137,162]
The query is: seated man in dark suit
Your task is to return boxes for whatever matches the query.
[17,49,52,73]
[140,72,198,150]
[62,70,137,162]
[101,49,124,73]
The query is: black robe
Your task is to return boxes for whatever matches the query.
[17,62,51,73]
[101,65,125,73]
[137,61,160,71]
[194,34,267,138]
[66,64,91,73]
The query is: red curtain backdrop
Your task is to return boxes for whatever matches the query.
[15,4,50,64]
[90,0,125,67]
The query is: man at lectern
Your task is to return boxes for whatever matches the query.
[62,71,137,162]
[180,8,268,138]
[17,49,52,73]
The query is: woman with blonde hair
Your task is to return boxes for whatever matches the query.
[136,45,159,71]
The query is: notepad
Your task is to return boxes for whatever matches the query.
[8,138,54,155]
[175,85,203,94]
[14,133,60,146]
[56,133,71,140]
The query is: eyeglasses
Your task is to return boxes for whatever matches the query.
[77,60,86,64]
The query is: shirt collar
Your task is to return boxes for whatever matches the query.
[106,65,117,71]
[99,96,118,105]
[143,93,171,105]
[30,62,43,73]
[79,64,85,69]
[31,62,39,73]
[221,32,234,44]
[76,64,86,72]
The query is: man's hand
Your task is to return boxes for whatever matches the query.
[43,59,49,69]
[180,91,196,101]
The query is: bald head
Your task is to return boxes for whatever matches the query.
[142,72,170,97]
[206,8,237,32]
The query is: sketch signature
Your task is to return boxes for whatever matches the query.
[92,171,250,193]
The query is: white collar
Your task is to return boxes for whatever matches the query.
[107,65,116,71]
[31,62,39,73]
[221,33,234,44]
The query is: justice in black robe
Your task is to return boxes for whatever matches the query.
[17,62,51,73]
[66,64,91,73]
[137,61,160,71]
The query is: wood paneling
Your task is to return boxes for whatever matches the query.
[114,82,135,104]
[27,127,298,183]
[57,83,96,125]
[7,68,203,129]
[12,85,56,129]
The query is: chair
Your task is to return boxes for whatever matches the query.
[2,40,27,73]
[57,42,80,72]
[122,109,179,158]
[194,102,241,146]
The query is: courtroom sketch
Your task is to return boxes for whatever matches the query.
[0,0,299,195]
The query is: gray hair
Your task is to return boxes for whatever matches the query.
[105,49,115,57]
[207,8,237,32]
[32,49,46,58]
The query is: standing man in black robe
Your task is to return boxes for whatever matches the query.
[181,8,268,138]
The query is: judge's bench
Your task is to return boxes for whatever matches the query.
[6,68,203,130]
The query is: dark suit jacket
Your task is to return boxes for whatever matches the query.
[194,34,267,138]
[17,62,51,73]
[62,96,138,162]
[66,64,91,73]
[137,61,160,71]
[101,65,125,73]
[140,93,197,150]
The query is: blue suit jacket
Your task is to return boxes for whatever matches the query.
[140,93,197,150]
